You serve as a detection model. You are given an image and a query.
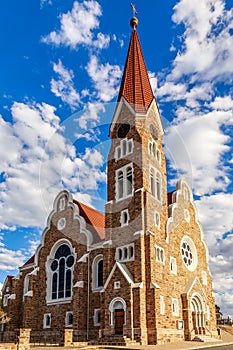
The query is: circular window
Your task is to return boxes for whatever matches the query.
[180,236,197,271]
[51,259,58,271]
[57,218,66,230]
[66,255,75,267]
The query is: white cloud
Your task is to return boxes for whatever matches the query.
[165,107,232,195]
[86,55,121,102]
[0,246,26,271]
[0,101,107,230]
[170,0,233,81]
[42,0,110,49]
[210,95,233,111]
[196,193,233,251]
[51,59,81,109]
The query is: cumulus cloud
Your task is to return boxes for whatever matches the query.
[0,101,107,230]
[86,55,121,102]
[51,59,81,109]
[42,0,110,49]
[170,0,233,82]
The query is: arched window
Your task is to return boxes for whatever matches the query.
[126,167,133,195]
[150,168,155,196]
[117,171,124,199]
[150,166,162,202]
[92,255,103,291]
[97,259,103,288]
[116,164,134,201]
[49,243,75,302]
[156,173,161,201]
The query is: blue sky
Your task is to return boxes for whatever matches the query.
[0,0,232,317]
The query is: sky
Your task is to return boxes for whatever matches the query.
[0,0,232,317]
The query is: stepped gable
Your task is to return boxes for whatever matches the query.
[73,200,105,241]
[117,18,155,114]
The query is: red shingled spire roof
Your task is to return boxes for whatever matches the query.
[117,21,154,113]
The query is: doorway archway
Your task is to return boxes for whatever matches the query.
[190,294,205,335]
[109,297,126,335]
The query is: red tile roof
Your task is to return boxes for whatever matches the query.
[73,200,105,241]
[118,28,154,113]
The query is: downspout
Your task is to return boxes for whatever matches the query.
[87,251,90,341]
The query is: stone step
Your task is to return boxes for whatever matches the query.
[192,335,220,342]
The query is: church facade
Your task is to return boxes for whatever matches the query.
[1,17,218,346]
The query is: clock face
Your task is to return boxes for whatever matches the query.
[117,123,130,138]
[150,124,158,140]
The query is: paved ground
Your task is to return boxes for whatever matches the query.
[31,330,233,350]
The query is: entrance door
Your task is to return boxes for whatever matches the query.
[115,309,124,335]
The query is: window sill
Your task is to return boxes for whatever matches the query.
[46,298,72,305]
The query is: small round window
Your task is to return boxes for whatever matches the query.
[180,236,197,272]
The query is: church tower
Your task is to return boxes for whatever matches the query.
[103,15,168,344]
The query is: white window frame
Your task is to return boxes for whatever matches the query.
[172,298,179,317]
[3,294,10,307]
[43,313,51,329]
[154,211,160,228]
[46,239,76,305]
[65,311,73,327]
[94,308,101,326]
[148,141,161,164]
[115,138,134,160]
[59,198,66,211]
[116,243,134,262]
[120,209,130,227]
[170,257,177,275]
[149,166,162,202]
[160,296,165,315]
[92,254,103,292]
[155,245,164,264]
[116,163,134,201]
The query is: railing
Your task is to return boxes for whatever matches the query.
[30,330,63,347]
[0,331,19,343]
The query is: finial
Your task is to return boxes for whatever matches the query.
[130,3,138,29]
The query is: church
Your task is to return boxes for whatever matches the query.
[1,14,218,346]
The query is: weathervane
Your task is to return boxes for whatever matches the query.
[130,3,138,17]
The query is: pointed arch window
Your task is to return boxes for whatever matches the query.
[150,166,162,202]
[116,163,134,201]
[48,242,75,303]
[92,255,104,291]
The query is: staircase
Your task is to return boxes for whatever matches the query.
[192,335,221,342]
[89,335,140,347]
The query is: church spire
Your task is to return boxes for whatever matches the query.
[117,11,155,114]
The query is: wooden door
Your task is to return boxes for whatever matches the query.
[115,309,124,334]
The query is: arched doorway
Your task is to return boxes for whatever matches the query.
[109,298,126,335]
[190,294,205,335]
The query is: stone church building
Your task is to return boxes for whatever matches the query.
[1,16,218,346]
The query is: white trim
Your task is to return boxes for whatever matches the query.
[155,245,165,264]
[172,298,179,317]
[180,236,197,272]
[92,254,103,291]
[73,281,84,288]
[65,311,73,327]
[46,239,76,305]
[120,209,130,227]
[115,163,134,202]
[43,313,51,329]
[160,296,165,315]
[94,308,101,326]
[103,262,135,290]
[116,243,134,262]
[109,297,127,326]
[170,256,177,275]
[150,282,161,289]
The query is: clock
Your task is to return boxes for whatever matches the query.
[117,123,130,138]
[150,124,158,140]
